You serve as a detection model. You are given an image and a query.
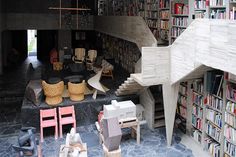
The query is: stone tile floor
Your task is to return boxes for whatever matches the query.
[0,124,194,157]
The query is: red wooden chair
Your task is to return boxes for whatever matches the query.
[40,108,58,142]
[58,106,76,138]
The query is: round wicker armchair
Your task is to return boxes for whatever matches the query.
[42,80,64,106]
[68,80,86,101]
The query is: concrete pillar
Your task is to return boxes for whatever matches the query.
[162,82,180,146]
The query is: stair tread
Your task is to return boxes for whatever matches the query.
[155,106,164,111]
[154,119,165,128]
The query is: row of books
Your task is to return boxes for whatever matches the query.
[160,21,169,30]
[226,84,236,102]
[171,27,185,38]
[230,7,236,20]
[146,3,158,10]
[206,94,224,111]
[226,101,236,115]
[204,138,220,157]
[192,115,202,131]
[159,29,169,41]
[209,0,226,6]
[192,129,202,143]
[206,121,222,142]
[195,11,206,19]
[192,92,204,107]
[194,0,206,9]
[172,3,189,15]
[224,124,236,144]
[146,11,158,18]
[159,0,169,8]
[224,139,236,157]
[172,17,188,27]
[179,84,187,95]
[178,95,187,107]
[210,9,226,19]
[192,79,204,94]
[206,108,222,128]
[177,105,187,119]
[160,10,170,19]
[225,112,235,128]
[146,20,158,28]
[193,105,203,119]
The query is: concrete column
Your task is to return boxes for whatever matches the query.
[162,82,180,146]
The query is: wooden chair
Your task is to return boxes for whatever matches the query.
[40,108,58,142]
[86,50,97,70]
[72,48,86,63]
[58,106,76,138]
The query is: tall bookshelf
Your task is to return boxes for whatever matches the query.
[175,82,188,133]
[145,0,159,40]
[191,79,204,144]
[224,72,236,157]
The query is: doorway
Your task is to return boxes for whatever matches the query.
[27,29,37,57]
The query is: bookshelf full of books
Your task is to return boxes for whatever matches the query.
[204,71,224,157]
[191,79,204,144]
[159,0,170,43]
[170,0,189,44]
[145,0,159,40]
[209,0,227,19]
[224,72,236,157]
[194,0,207,18]
[176,82,188,133]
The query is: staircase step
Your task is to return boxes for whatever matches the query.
[155,106,164,112]
[154,119,165,128]
[155,111,165,120]
[115,90,139,96]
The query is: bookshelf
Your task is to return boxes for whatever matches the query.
[209,0,227,19]
[204,71,224,157]
[100,34,141,73]
[229,0,236,19]
[175,82,188,133]
[224,72,236,157]
[145,0,159,40]
[191,79,204,144]
[138,0,145,18]
[159,0,170,44]
[170,0,190,44]
[194,0,208,18]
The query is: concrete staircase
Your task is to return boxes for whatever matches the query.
[115,77,143,96]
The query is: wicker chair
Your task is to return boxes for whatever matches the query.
[68,80,86,101]
[42,81,64,106]
[72,48,86,63]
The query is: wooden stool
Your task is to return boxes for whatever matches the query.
[103,144,121,157]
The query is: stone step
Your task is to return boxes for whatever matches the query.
[155,111,165,120]
[154,119,165,128]
[155,106,164,112]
